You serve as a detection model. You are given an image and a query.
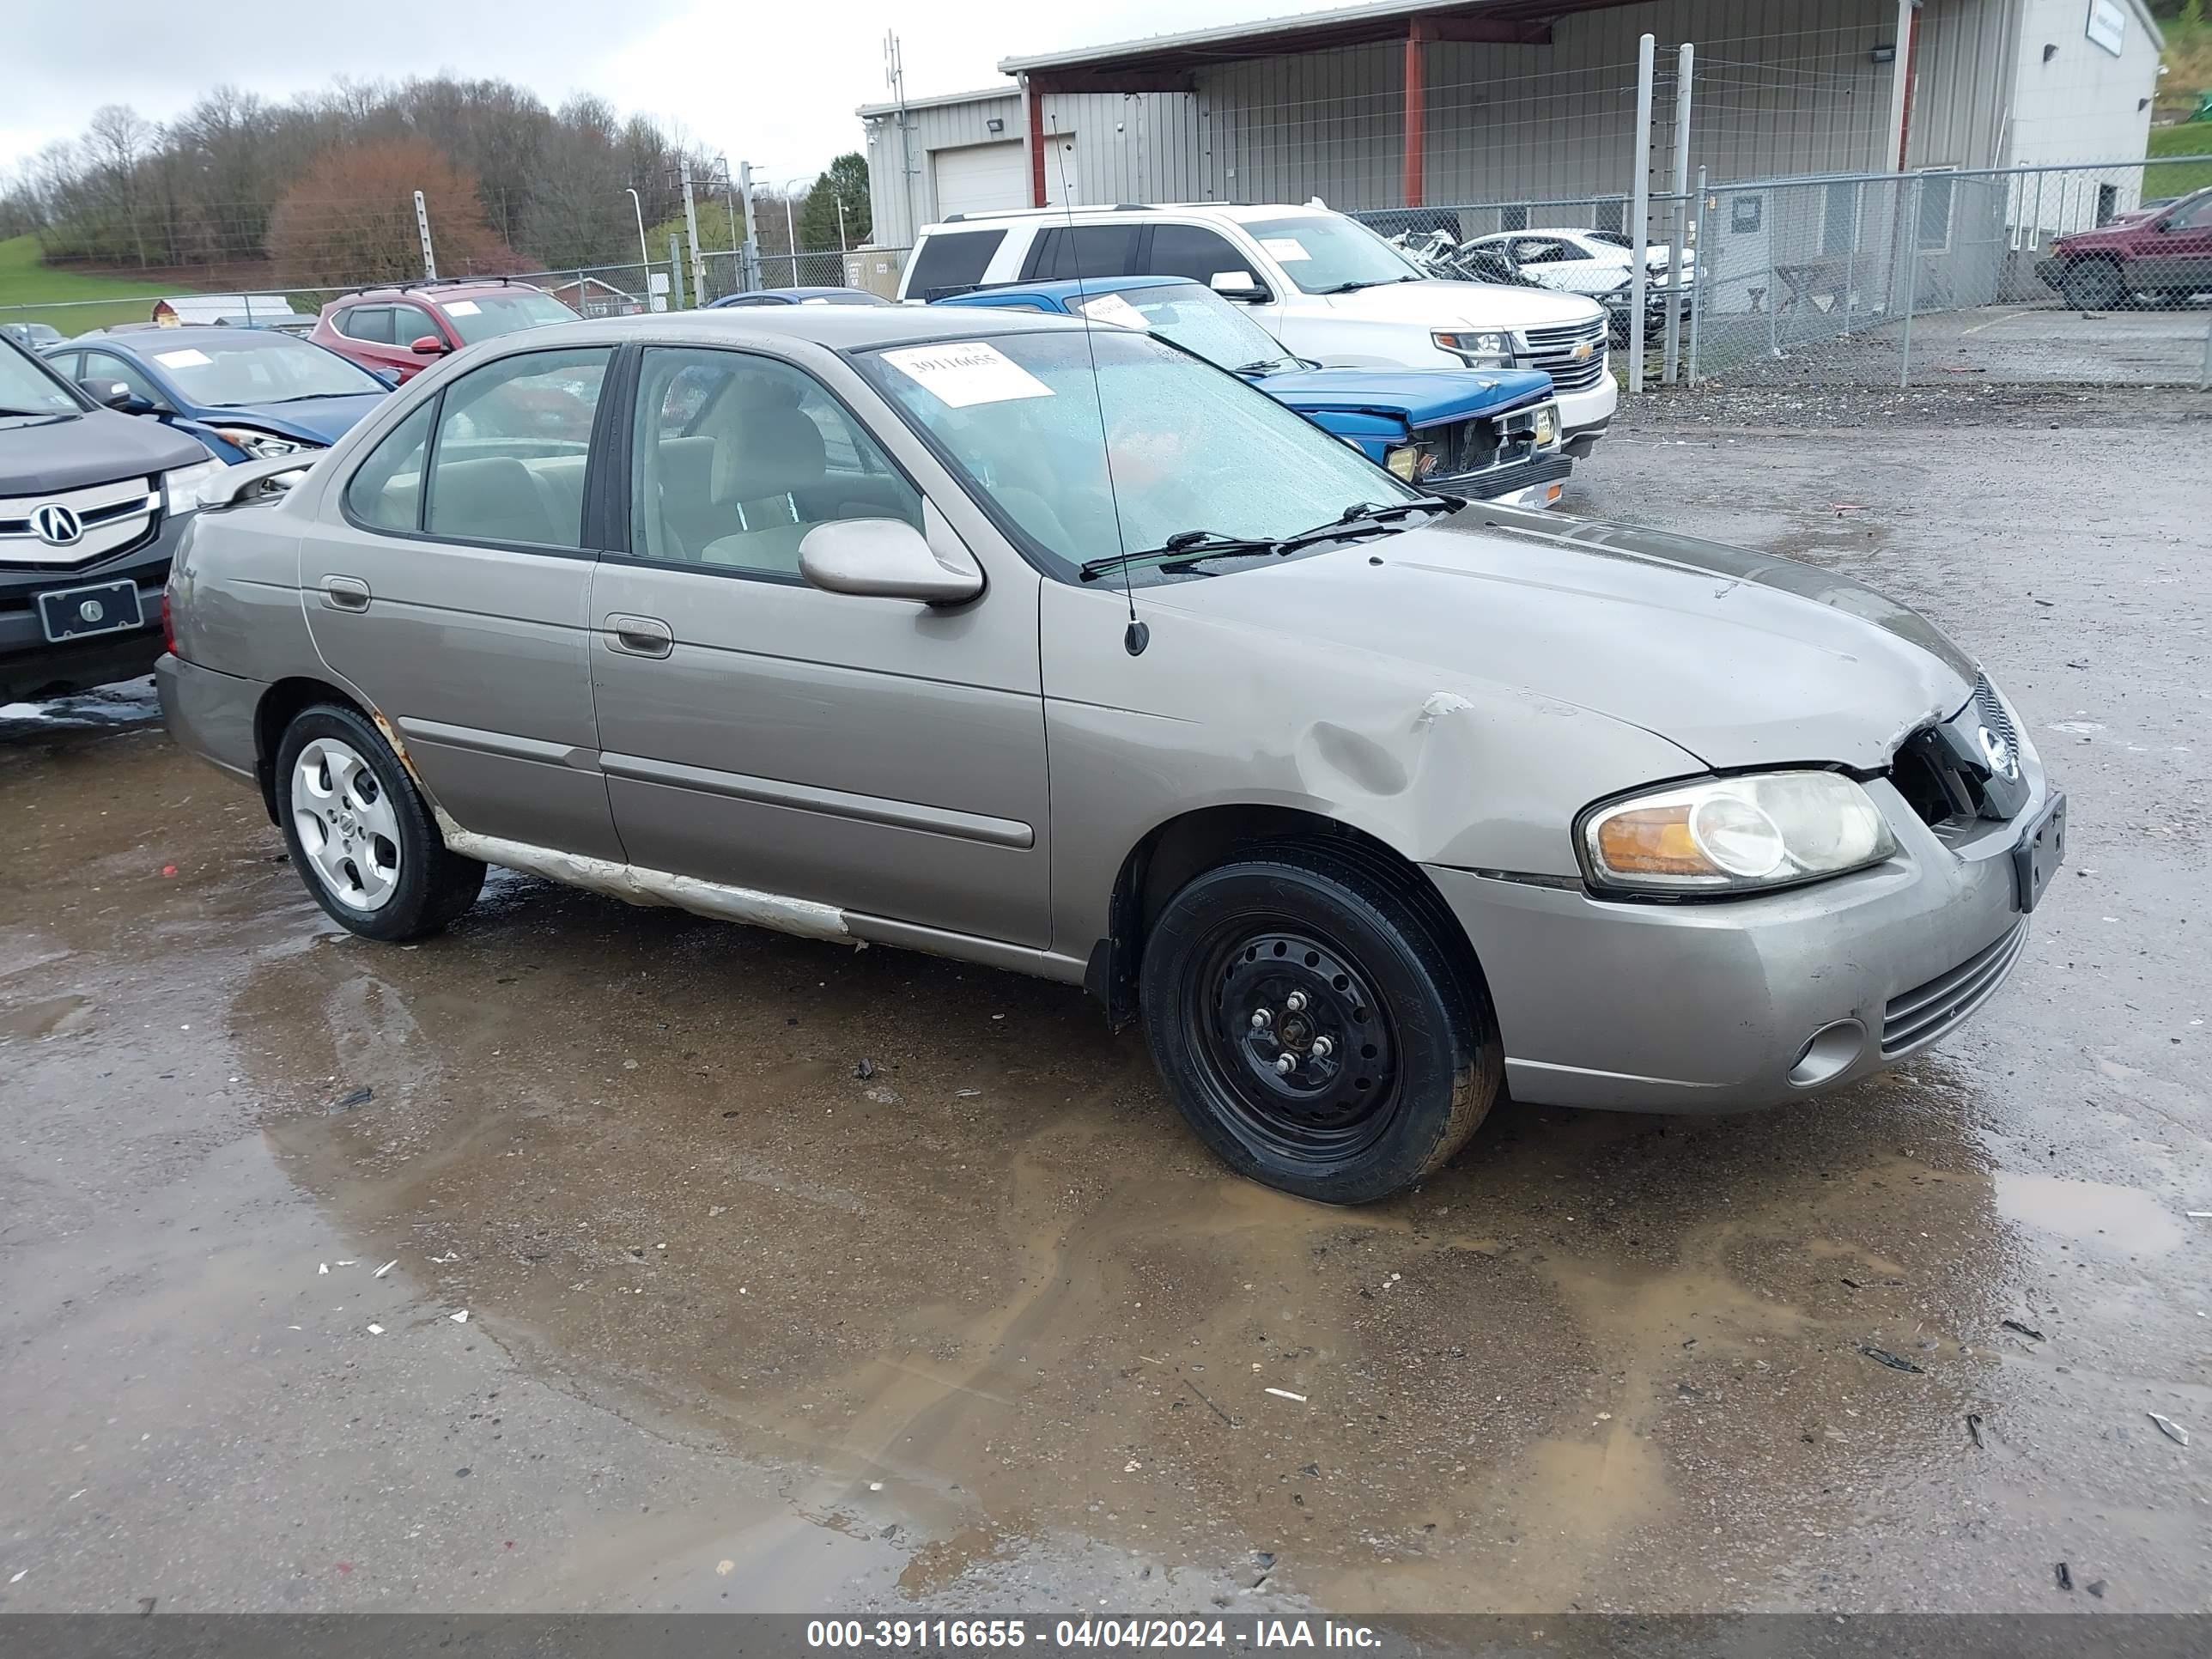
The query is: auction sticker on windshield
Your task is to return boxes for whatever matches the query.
[1075,294,1152,331]
[155,349,212,368]
[1260,237,1312,262]
[445,300,481,316]
[881,341,1054,408]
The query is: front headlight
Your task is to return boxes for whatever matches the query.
[1533,404,1559,447]
[161,459,226,514]
[212,428,313,461]
[1384,442,1435,483]
[1580,770,1897,896]
[1434,329,1512,363]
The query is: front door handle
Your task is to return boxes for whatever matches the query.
[606,614,673,659]
[320,574,371,612]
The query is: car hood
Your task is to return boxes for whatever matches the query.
[1144,510,1980,770]
[202,392,388,446]
[1254,365,1554,424]
[1323,279,1607,330]
[0,406,210,494]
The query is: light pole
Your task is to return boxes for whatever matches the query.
[777,176,809,286]
[623,186,648,268]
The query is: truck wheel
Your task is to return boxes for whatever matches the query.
[275,702,484,942]
[2060,259,2126,311]
[1139,843,1502,1204]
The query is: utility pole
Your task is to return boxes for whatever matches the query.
[1662,42,1693,385]
[678,154,708,306]
[738,161,762,291]
[1626,33,1654,395]
[885,31,917,246]
[414,190,437,280]
[667,232,685,309]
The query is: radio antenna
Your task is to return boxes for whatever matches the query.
[1048,116,1146,657]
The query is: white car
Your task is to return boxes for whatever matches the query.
[901,203,1618,457]
[1466,229,1696,330]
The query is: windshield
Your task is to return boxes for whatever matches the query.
[142,333,385,405]
[440,289,579,343]
[0,337,84,414]
[855,328,1416,580]
[1243,216,1423,295]
[1068,283,1300,374]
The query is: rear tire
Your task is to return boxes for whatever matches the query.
[2059,258,2126,311]
[275,702,484,942]
[1139,842,1502,1204]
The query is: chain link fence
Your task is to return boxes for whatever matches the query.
[1682,156,2212,391]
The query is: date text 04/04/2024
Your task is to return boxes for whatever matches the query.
[804,1619,1383,1649]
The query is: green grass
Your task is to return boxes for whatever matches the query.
[0,234,179,333]
[2147,123,2212,199]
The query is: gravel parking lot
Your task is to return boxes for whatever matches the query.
[3,386,2208,1617]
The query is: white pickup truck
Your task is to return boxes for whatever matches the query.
[899,201,1618,457]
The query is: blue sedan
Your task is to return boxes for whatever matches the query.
[933,276,1570,507]
[44,325,392,464]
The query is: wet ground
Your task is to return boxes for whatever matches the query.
[3,399,2209,1616]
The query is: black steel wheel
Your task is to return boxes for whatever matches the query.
[1140,842,1501,1204]
[2060,258,2127,311]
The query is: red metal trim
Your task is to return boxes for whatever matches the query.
[1403,21,1431,208]
[1898,6,1922,168]
[1027,79,1047,209]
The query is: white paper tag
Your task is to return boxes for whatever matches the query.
[154,348,212,368]
[444,300,481,316]
[1260,237,1311,262]
[881,341,1053,408]
[1075,293,1151,330]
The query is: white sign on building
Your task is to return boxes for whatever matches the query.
[2085,0,2128,58]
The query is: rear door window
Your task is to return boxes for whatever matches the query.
[341,307,394,344]
[1023,224,1139,282]
[422,348,613,550]
[907,229,1007,299]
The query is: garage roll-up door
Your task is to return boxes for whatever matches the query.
[932,141,1026,221]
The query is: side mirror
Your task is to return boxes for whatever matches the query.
[371,368,401,389]
[82,378,150,413]
[1208,270,1271,304]
[409,335,449,355]
[799,518,982,605]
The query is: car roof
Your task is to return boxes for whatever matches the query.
[585,305,1089,351]
[942,275,1196,307]
[87,324,294,350]
[325,280,534,307]
[925,202,1331,234]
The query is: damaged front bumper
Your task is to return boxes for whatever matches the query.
[1423,774,2046,1113]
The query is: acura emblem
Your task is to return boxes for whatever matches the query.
[1977,725,2019,781]
[78,598,106,623]
[33,503,83,546]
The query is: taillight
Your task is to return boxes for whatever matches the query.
[161,590,176,656]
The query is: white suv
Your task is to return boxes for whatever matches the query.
[899,203,1618,457]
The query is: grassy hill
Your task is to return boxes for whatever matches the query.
[2148,122,2212,198]
[0,235,177,334]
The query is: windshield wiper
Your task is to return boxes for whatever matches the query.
[0,405,72,418]
[1316,276,1420,295]
[1079,528,1274,582]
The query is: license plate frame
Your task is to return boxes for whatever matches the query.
[2011,791,2066,915]
[35,579,143,644]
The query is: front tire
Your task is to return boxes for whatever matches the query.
[1139,844,1502,1204]
[2059,258,2127,311]
[275,702,484,941]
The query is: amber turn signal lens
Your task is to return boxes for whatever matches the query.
[1595,806,1710,875]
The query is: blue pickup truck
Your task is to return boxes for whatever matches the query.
[932,274,1570,507]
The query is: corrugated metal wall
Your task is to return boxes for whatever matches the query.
[863,93,1024,246]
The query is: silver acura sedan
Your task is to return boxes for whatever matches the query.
[157,307,2063,1204]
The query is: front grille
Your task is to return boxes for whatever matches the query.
[1521,319,1609,392]
[1972,675,2016,755]
[1881,921,2028,1055]
[0,475,161,570]
[1889,675,2028,829]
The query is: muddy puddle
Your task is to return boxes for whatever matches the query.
[220,856,2076,1613]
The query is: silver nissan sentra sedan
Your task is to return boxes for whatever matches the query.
[157,307,2064,1204]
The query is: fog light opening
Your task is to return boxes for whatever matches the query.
[1788,1019,1868,1089]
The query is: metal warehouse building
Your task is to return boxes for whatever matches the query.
[860,0,2162,247]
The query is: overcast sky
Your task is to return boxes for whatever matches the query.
[5,0,1346,184]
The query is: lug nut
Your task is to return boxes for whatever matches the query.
[1250,1008,1272,1030]
[1310,1036,1334,1059]
[1274,1054,1296,1076]
[1285,991,1308,1012]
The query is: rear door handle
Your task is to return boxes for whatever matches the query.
[320,574,371,612]
[605,614,673,659]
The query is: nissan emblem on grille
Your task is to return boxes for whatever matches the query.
[1978,725,2019,781]
[33,503,83,546]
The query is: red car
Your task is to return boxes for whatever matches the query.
[2036,186,2212,310]
[309,280,580,383]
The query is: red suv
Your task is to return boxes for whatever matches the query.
[2036,186,2212,310]
[310,280,580,383]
